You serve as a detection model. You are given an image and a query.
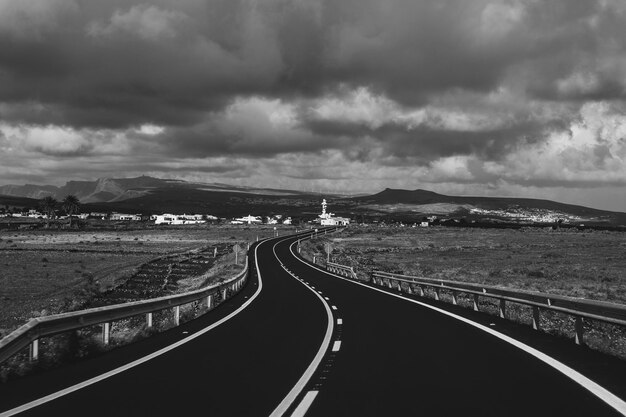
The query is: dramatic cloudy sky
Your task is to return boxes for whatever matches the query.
[1,0,625,211]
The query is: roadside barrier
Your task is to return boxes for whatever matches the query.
[0,256,249,365]
[326,262,358,280]
[371,270,626,346]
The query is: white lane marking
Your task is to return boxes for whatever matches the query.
[269,240,334,417]
[290,243,626,417]
[331,305,337,311]
[0,240,268,417]
[290,391,319,417]
[332,341,341,352]
[337,318,343,325]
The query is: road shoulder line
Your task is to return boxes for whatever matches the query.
[296,256,626,416]
[0,242,266,417]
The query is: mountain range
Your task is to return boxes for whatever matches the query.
[0,176,625,226]
[0,176,311,203]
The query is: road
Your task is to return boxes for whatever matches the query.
[1,231,625,416]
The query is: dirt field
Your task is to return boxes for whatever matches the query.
[0,225,287,336]
[301,226,626,358]
[304,226,626,303]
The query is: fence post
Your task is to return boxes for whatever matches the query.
[206,295,213,310]
[222,288,228,300]
[532,306,540,330]
[174,306,180,326]
[30,339,39,361]
[473,294,479,311]
[575,316,584,345]
[102,322,111,345]
[499,299,506,319]
[146,312,153,328]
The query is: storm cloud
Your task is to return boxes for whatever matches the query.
[0,0,625,210]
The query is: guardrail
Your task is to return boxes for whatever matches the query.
[372,271,626,345]
[326,262,358,280]
[0,256,250,365]
[295,227,342,262]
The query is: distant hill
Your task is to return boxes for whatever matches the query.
[1,178,624,225]
[0,195,40,209]
[81,188,323,217]
[0,176,315,204]
[355,188,626,225]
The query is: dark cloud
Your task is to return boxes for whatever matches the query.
[2,0,623,131]
[0,0,625,210]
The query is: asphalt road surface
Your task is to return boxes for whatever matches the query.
[1,230,625,416]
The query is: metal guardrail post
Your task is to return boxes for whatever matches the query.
[575,317,584,345]
[532,306,540,330]
[206,295,213,310]
[102,322,111,345]
[146,312,153,328]
[29,340,39,361]
[174,306,180,326]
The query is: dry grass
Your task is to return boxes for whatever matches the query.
[0,225,282,337]
[305,226,626,303]
[301,225,626,359]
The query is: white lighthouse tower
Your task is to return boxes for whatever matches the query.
[318,199,350,226]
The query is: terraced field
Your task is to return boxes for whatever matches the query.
[92,244,231,305]
[0,226,272,337]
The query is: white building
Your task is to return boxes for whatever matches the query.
[318,199,350,226]
[234,215,262,224]
[154,214,208,225]
[111,213,142,221]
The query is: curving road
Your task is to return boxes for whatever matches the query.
[1,230,625,416]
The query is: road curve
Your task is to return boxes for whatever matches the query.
[1,230,626,417]
[275,235,626,417]
[0,235,330,416]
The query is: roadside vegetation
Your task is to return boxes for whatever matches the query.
[301,225,626,359]
[0,225,282,382]
[0,226,281,337]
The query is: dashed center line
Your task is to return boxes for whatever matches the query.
[331,305,338,310]
[332,341,342,352]
[324,297,330,301]
[337,318,343,325]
